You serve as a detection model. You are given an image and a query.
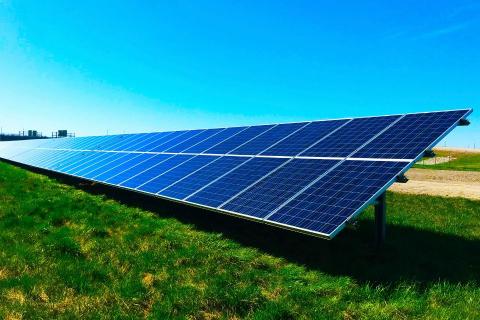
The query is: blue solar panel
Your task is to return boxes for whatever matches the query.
[137,155,217,193]
[12,149,46,165]
[49,151,89,171]
[232,122,307,155]
[58,151,98,172]
[160,156,249,200]
[85,136,119,150]
[96,153,158,183]
[267,160,406,235]
[165,128,225,153]
[206,125,274,154]
[182,127,247,153]
[354,110,471,159]
[66,152,113,175]
[261,120,349,156]
[299,115,400,157]
[121,132,172,151]
[82,152,140,179]
[111,133,158,151]
[221,159,338,218]
[132,131,179,151]
[35,150,67,169]
[186,157,288,208]
[75,152,127,177]
[140,130,190,152]
[118,154,181,188]
[149,130,206,152]
[107,134,148,151]
[0,109,471,239]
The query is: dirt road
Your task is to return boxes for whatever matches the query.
[389,168,480,200]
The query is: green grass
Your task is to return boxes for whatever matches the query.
[414,150,480,171]
[0,161,479,319]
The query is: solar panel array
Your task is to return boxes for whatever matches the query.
[0,109,472,238]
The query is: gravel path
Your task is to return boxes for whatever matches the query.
[389,168,480,200]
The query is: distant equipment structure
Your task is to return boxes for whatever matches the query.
[0,129,75,141]
[0,129,47,141]
[51,130,75,138]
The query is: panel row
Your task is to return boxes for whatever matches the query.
[2,109,469,160]
[0,145,409,237]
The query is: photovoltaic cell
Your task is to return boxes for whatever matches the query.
[119,154,184,188]
[261,120,349,156]
[139,130,189,152]
[95,153,157,182]
[50,151,89,171]
[205,125,274,154]
[60,151,101,173]
[82,152,140,179]
[354,110,470,159]
[148,130,204,152]
[182,127,247,153]
[221,159,338,218]
[74,152,123,177]
[105,154,173,185]
[232,122,307,155]
[267,160,406,234]
[186,157,288,208]
[138,155,217,193]
[121,132,172,151]
[300,115,400,157]
[66,152,113,175]
[165,128,225,153]
[160,156,248,199]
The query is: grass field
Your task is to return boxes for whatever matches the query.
[0,161,479,319]
[414,149,480,172]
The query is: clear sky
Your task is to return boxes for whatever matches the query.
[0,1,478,147]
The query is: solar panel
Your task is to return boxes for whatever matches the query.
[0,108,472,239]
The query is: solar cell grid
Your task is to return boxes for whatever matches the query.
[354,110,470,159]
[96,153,158,183]
[261,119,350,156]
[182,126,247,153]
[121,132,172,151]
[137,155,217,193]
[267,160,406,235]
[221,159,338,219]
[10,148,44,164]
[111,133,156,151]
[148,130,204,152]
[300,115,400,157]
[81,152,135,179]
[206,125,274,154]
[186,157,288,208]
[160,156,248,200]
[66,152,113,175]
[130,131,180,152]
[31,150,65,168]
[47,151,86,171]
[138,130,189,152]
[165,128,225,153]
[117,154,180,188]
[230,122,306,155]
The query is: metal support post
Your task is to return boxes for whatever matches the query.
[374,192,386,248]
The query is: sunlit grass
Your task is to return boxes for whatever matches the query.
[415,150,480,172]
[0,161,479,319]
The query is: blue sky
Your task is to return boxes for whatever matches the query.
[0,1,478,147]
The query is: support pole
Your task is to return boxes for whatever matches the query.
[374,192,386,249]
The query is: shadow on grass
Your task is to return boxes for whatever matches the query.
[10,161,480,287]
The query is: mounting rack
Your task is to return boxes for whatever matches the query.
[374,192,387,249]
